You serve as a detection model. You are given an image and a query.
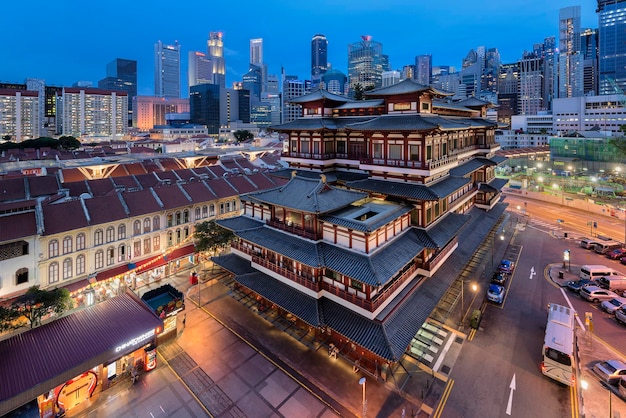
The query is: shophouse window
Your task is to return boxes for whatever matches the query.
[118,224,126,239]
[49,240,59,258]
[107,247,115,266]
[202,205,208,218]
[144,238,151,254]
[232,200,237,211]
[95,250,104,269]
[63,258,73,279]
[134,241,141,257]
[144,218,151,233]
[183,210,189,223]
[167,214,173,228]
[226,202,231,212]
[176,229,182,244]
[133,220,141,235]
[76,233,86,251]
[16,268,28,285]
[220,203,224,215]
[62,236,72,254]
[167,231,173,247]
[195,207,201,220]
[118,245,126,262]
[153,236,160,251]
[49,262,59,284]
[76,255,85,275]
[209,204,215,216]
[153,216,160,231]
[175,212,181,225]
[183,227,189,239]
[106,227,115,243]
[94,229,104,246]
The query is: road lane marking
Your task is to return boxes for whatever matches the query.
[431,378,454,418]
[506,374,516,415]
[560,288,586,330]
[529,266,536,280]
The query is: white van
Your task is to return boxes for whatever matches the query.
[593,241,623,254]
[596,276,626,294]
[580,237,600,249]
[580,265,622,281]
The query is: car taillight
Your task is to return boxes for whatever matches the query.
[541,362,545,372]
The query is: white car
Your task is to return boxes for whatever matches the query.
[592,359,626,385]
[600,297,626,314]
[616,307,626,325]
[580,286,620,303]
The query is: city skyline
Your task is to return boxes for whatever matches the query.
[2,0,598,96]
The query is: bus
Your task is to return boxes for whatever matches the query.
[541,303,576,386]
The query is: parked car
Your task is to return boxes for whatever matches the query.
[491,271,508,285]
[566,278,594,292]
[616,307,626,325]
[498,259,515,274]
[592,359,626,385]
[619,376,626,399]
[580,286,620,303]
[600,297,626,314]
[607,248,626,260]
[580,237,600,249]
[487,283,506,304]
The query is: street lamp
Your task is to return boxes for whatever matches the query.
[460,280,478,326]
[358,377,367,418]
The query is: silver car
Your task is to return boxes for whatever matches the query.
[592,359,626,385]
[580,286,620,303]
[600,297,626,314]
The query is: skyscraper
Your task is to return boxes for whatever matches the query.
[311,34,328,83]
[556,6,583,98]
[415,55,432,85]
[188,51,213,88]
[581,28,599,95]
[597,0,626,94]
[347,35,388,95]
[98,58,137,123]
[154,41,181,99]
[249,38,267,93]
[207,32,226,88]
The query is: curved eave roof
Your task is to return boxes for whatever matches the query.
[346,178,439,201]
[319,205,413,233]
[344,114,476,132]
[364,78,454,98]
[286,89,353,105]
[455,97,497,108]
[269,117,337,132]
[334,99,385,110]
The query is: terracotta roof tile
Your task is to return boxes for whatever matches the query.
[86,178,115,196]
[27,176,59,198]
[121,190,162,216]
[0,211,37,241]
[151,185,190,209]
[180,181,217,202]
[0,178,26,202]
[206,178,238,198]
[83,194,128,225]
[42,200,89,235]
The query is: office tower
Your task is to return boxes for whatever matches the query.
[243,64,262,105]
[220,88,250,126]
[581,29,599,95]
[497,63,519,126]
[282,73,306,123]
[402,65,415,81]
[415,55,431,85]
[190,84,221,134]
[188,51,213,88]
[207,32,226,88]
[347,35,388,95]
[132,96,190,131]
[321,69,347,95]
[154,41,181,98]
[597,0,626,94]
[0,89,39,141]
[311,34,328,83]
[249,38,267,93]
[98,58,137,125]
[60,88,128,138]
[518,54,545,115]
[266,74,279,94]
[556,6,583,98]
[382,70,401,87]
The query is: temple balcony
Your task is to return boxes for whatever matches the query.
[266,218,317,240]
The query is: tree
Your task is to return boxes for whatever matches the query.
[13,286,73,328]
[0,305,23,332]
[58,135,81,150]
[194,220,236,255]
[233,130,254,142]
[352,83,364,100]
[2,134,11,142]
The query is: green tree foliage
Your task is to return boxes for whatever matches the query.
[58,135,81,150]
[2,134,12,142]
[609,136,626,157]
[233,130,254,142]
[13,286,73,328]
[353,83,364,100]
[0,305,24,332]
[0,136,81,152]
[194,220,236,254]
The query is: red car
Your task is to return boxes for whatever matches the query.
[607,248,626,260]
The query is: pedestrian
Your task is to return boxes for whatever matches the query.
[182,314,186,328]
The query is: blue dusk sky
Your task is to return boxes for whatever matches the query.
[2,0,598,96]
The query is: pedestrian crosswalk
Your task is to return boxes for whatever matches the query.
[525,218,564,233]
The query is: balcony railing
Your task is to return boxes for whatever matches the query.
[252,255,320,292]
[321,281,373,311]
[266,219,316,240]
[424,236,458,271]
[359,158,422,169]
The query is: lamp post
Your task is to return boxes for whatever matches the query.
[358,377,367,418]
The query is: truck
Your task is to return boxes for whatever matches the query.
[596,276,626,295]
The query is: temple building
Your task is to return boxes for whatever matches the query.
[213,79,507,378]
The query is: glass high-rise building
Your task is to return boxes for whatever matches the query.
[311,34,328,82]
[556,6,583,98]
[154,41,181,99]
[597,0,626,94]
[208,32,226,88]
[347,35,388,95]
[188,51,213,88]
[98,58,137,124]
[415,55,432,86]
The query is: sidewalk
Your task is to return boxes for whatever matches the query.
[547,264,626,417]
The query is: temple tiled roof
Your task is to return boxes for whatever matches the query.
[344,114,473,132]
[319,203,413,233]
[242,175,367,214]
[448,158,495,177]
[216,216,264,232]
[455,97,496,108]
[364,78,454,98]
[269,117,338,131]
[346,178,439,201]
[237,226,321,267]
[286,89,353,105]
[334,99,385,110]
[426,176,472,199]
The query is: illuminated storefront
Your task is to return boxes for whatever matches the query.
[0,291,163,417]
